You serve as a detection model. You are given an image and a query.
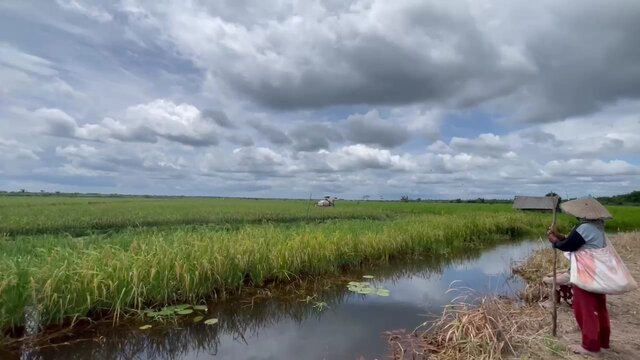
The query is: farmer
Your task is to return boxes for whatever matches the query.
[546,198,612,355]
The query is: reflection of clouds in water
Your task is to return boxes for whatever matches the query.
[452,240,545,276]
[362,273,449,308]
[198,302,420,359]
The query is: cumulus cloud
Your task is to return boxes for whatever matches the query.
[41,100,221,146]
[544,159,640,177]
[343,110,410,148]
[0,138,40,161]
[118,0,640,123]
[301,144,415,172]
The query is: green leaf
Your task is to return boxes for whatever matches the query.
[376,289,391,297]
[204,318,219,325]
[176,309,193,315]
[357,287,375,294]
[139,325,152,330]
[162,304,191,312]
[193,305,208,311]
[362,275,375,279]
[192,316,204,323]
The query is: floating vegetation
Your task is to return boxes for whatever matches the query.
[192,316,203,323]
[143,304,205,320]
[204,318,219,325]
[362,275,375,279]
[347,281,391,297]
[139,325,152,330]
[313,302,329,311]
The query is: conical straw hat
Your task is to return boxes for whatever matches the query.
[560,197,613,220]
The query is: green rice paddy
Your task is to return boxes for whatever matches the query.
[1,196,638,337]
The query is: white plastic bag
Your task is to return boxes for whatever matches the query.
[570,237,638,294]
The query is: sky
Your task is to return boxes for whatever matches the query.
[1,0,639,200]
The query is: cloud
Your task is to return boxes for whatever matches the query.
[249,120,292,145]
[41,100,221,146]
[0,138,40,160]
[202,109,235,129]
[202,146,289,175]
[343,110,410,148]
[449,134,511,158]
[303,144,416,172]
[55,0,113,23]
[2,1,640,198]
[289,123,343,152]
[544,159,640,177]
[124,1,531,111]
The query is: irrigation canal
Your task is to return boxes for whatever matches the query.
[9,239,545,360]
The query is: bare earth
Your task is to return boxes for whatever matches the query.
[554,232,640,359]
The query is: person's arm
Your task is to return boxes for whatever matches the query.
[549,227,586,252]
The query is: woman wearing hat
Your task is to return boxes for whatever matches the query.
[547,197,613,355]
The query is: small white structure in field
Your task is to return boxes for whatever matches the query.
[316,196,337,207]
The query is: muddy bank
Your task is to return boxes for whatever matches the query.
[387,232,640,360]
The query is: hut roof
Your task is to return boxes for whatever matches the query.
[512,196,555,210]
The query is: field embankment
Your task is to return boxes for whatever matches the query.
[388,232,640,359]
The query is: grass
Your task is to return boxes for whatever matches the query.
[388,295,553,360]
[1,196,639,342]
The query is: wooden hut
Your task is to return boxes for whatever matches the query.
[512,196,556,212]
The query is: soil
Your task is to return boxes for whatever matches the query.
[553,232,640,359]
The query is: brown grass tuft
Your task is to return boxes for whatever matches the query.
[387,295,555,360]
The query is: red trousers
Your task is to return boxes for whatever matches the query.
[572,286,610,352]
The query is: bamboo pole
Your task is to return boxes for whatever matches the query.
[551,196,559,337]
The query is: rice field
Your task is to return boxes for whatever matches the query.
[1,196,639,339]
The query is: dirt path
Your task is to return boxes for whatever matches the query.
[554,232,640,359]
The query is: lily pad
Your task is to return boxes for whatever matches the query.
[139,325,152,330]
[162,304,192,312]
[376,289,391,297]
[193,316,204,323]
[204,318,219,325]
[193,305,208,311]
[357,287,376,294]
[362,275,375,279]
[144,309,174,317]
[176,309,194,315]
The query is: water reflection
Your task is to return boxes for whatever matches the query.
[13,239,543,360]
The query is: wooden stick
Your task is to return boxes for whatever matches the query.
[551,196,558,337]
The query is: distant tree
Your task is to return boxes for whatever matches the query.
[19,189,25,193]
[362,195,370,201]
[545,192,562,202]
[400,195,409,202]
[416,198,421,202]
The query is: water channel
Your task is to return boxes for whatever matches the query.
[8,239,544,360]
